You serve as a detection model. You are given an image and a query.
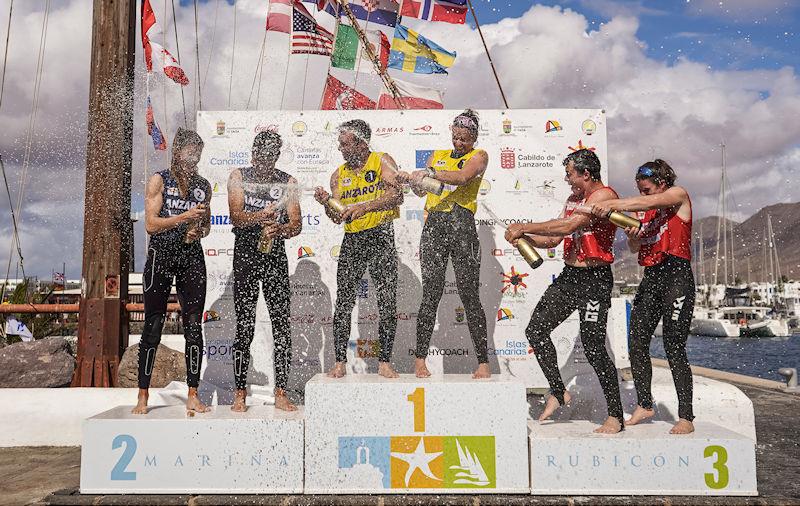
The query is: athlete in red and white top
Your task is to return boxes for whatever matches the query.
[591,160,696,435]
[505,149,625,434]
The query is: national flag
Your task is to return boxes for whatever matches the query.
[388,24,456,74]
[394,0,468,24]
[378,78,443,109]
[320,73,377,110]
[331,24,390,73]
[52,272,65,289]
[292,1,335,55]
[346,0,400,27]
[303,0,339,16]
[5,318,33,341]
[267,0,292,33]
[141,0,157,71]
[146,96,167,151]
[149,42,189,85]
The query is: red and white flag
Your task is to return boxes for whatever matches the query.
[267,0,293,33]
[394,0,467,24]
[141,0,189,86]
[378,78,443,109]
[321,73,377,110]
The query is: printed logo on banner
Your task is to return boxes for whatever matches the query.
[547,248,557,258]
[506,179,530,195]
[502,119,512,134]
[501,266,528,297]
[478,180,491,196]
[569,139,596,152]
[209,150,250,167]
[411,125,437,136]
[353,339,381,358]
[406,209,425,224]
[331,245,341,259]
[545,120,562,133]
[212,182,226,196]
[210,215,232,226]
[203,310,221,323]
[415,150,434,168]
[216,120,226,136]
[581,119,597,135]
[489,339,533,360]
[294,147,328,172]
[357,279,369,298]
[254,123,279,133]
[374,127,404,137]
[517,152,557,169]
[536,180,557,199]
[298,246,315,259]
[496,308,514,321]
[278,146,295,165]
[337,436,495,489]
[454,307,465,324]
[500,148,515,169]
[213,120,245,137]
[292,121,307,137]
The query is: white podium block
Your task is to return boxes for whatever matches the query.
[80,405,304,494]
[304,373,529,494]
[529,420,757,496]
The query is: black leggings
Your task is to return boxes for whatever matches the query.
[525,265,624,424]
[232,239,291,390]
[630,255,696,421]
[333,222,397,363]
[415,206,488,363]
[139,244,206,389]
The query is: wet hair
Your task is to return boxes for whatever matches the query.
[338,119,371,145]
[562,149,601,181]
[172,127,204,153]
[636,159,677,187]
[252,131,282,159]
[452,109,479,138]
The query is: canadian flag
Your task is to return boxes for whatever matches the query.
[141,0,189,86]
[378,78,443,109]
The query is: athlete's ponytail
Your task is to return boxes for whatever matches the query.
[636,159,677,187]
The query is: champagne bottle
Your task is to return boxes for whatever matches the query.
[516,236,544,269]
[417,176,444,196]
[606,211,641,230]
[325,196,347,215]
[257,226,274,254]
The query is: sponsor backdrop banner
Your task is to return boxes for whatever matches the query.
[194,109,608,399]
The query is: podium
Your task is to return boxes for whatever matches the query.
[304,373,530,494]
[529,420,757,496]
[80,405,304,494]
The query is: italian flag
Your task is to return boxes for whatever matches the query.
[331,24,390,74]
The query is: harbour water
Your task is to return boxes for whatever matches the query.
[650,333,800,381]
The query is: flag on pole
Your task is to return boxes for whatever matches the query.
[320,73,377,110]
[141,0,189,85]
[394,0,467,24]
[346,0,400,27]
[146,96,167,150]
[331,24,390,73]
[267,0,293,33]
[292,1,335,55]
[5,318,33,341]
[388,24,456,74]
[378,78,443,109]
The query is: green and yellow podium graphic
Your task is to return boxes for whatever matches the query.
[338,435,496,489]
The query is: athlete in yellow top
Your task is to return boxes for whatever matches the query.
[397,109,491,379]
[314,119,404,379]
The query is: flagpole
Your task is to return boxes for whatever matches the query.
[279,1,293,110]
[467,0,508,108]
[170,0,188,125]
[318,4,342,109]
[228,0,237,109]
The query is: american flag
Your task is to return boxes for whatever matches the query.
[292,2,334,56]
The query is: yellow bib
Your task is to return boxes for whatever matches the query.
[424,149,483,214]
[337,151,399,233]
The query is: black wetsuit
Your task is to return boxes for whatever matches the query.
[231,167,293,391]
[139,170,210,389]
[415,204,488,363]
[629,255,696,420]
[525,265,624,425]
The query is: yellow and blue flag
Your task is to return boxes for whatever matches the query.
[388,24,456,74]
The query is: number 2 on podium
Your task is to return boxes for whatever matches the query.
[407,387,425,432]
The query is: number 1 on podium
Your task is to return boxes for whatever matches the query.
[407,387,425,432]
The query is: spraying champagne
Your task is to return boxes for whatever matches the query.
[482,203,544,269]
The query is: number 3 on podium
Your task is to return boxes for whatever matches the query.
[704,445,729,489]
[407,387,425,432]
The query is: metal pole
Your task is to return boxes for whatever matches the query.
[467,0,508,108]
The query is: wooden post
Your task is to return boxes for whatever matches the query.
[73,0,136,387]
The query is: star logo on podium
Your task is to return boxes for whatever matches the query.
[390,436,444,488]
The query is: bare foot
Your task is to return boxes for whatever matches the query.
[275,389,298,411]
[472,363,491,379]
[670,418,695,434]
[186,387,210,414]
[327,362,346,378]
[627,405,655,426]
[131,389,149,415]
[378,362,399,379]
[594,416,624,434]
[539,391,571,421]
[231,389,247,412]
[415,358,432,378]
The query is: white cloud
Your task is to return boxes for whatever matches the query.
[0,1,799,277]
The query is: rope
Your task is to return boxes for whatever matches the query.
[0,155,24,303]
[170,0,187,126]
[201,0,220,92]
[162,0,169,139]
[193,0,202,111]
[228,0,237,109]
[0,0,13,111]
[467,0,508,108]
[245,31,267,110]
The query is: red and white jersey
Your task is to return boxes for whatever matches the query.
[637,200,692,266]
[562,186,618,264]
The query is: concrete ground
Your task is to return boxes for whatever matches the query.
[2,367,798,506]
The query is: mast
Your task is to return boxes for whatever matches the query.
[721,143,728,286]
